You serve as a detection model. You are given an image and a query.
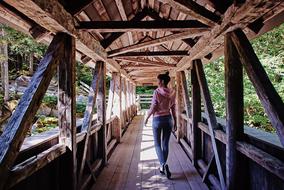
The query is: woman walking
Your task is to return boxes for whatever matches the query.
[144,72,177,179]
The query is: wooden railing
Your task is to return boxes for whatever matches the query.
[179,112,284,190]
[5,115,124,190]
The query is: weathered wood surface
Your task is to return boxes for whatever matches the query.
[191,64,202,167]
[96,61,107,165]
[176,0,283,71]
[78,62,103,187]
[112,51,190,58]
[58,33,77,190]
[194,60,226,190]
[4,0,122,73]
[77,20,207,32]
[155,0,220,27]
[119,58,176,67]
[0,33,65,190]
[112,73,122,142]
[230,29,284,147]
[92,115,208,190]
[176,71,183,141]
[107,29,208,57]
[100,9,148,48]
[198,121,284,182]
[224,32,244,190]
[6,144,66,189]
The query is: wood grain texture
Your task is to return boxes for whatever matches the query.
[194,60,226,190]
[0,33,65,190]
[231,29,284,147]
[58,33,77,190]
[224,32,244,190]
[78,62,103,187]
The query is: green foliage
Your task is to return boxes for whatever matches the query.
[42,95,57,109]
[76,63,93,85]
[76,102,87,117]
[204,23,284,132]
[32,116,58,135]
[0,94,3,105]
[1,25,47,58]
[136,86,156,94]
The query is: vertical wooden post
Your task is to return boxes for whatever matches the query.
[97,60,107,165]
[126,80,130,121]
[106,74,115,120]
[231,29,284,146]
[112,72,122,142]
[58,34,77,190]
[195,59,226,190]
[0,27,9,102]
[176,72,183,141]
[224,33,244,190]
[191,63,201,167]
[121,77,126,127]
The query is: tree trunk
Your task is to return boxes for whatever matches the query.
[0,27,9,102]
[29,53,34,75]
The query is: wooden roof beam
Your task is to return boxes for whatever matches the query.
[108,29,208,57]
[176,0,284,71]
[100,9,148,48]
[122,63,173,69]
[60,0,95,16]
[115,57,176,67]
[113,51,189,58]
[4,0,124,73]
[77,20,208,32]
[155,0,221,27]
[114,0,133,45]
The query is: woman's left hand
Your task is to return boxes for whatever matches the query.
[144,118,148,126]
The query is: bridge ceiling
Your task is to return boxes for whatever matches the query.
[0,0,284,85]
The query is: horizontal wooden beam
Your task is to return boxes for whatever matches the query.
[108,29,207,57]
[111,51,189,58]
[60,0,94,16]
[155,0,220,27]
[77,20,208,32]
[122,63,173,69]
[100,9,148,48]
[115,57,176,67]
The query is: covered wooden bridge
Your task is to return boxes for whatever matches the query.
[0,0,284,190]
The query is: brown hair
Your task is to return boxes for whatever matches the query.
[157,71,171,86]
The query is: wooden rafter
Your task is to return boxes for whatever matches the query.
[155,0,220,27]
[115,57,176,67]
[108,29,208,57]
[4,0,122,72]
[100,9,148,48]
[114,0,133,45]
[77,20,208,32]
[176,0,284,71]
[122,63,172,69]
[114,51,189,58]
[60,0,95,16]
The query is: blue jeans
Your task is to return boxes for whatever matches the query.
[152,115,173,165]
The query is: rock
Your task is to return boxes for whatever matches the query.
[37,104,52,116]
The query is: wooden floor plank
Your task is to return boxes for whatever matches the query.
[91,113,208,190]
